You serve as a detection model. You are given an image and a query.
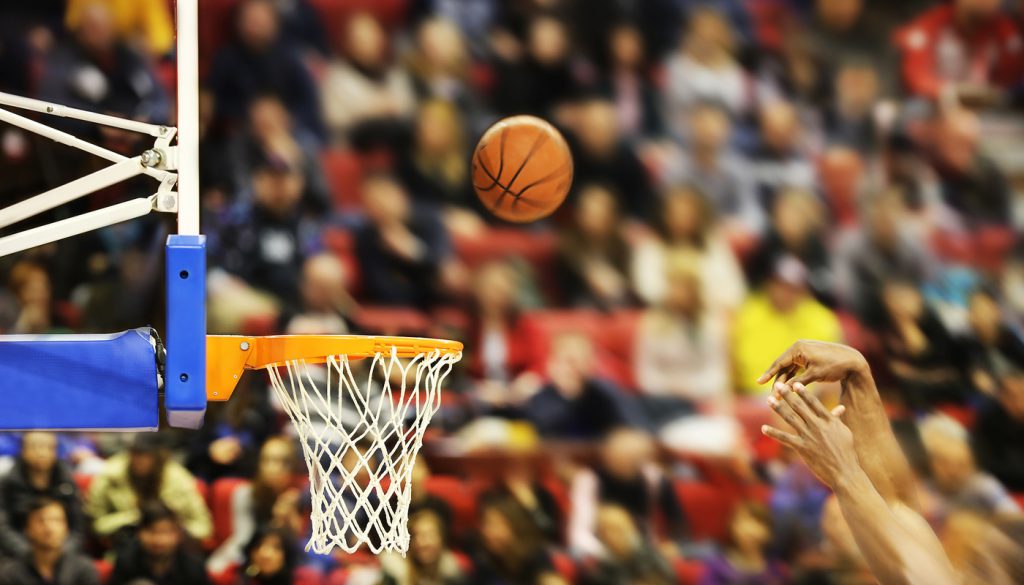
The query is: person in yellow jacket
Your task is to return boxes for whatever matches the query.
[85,434,212,545]
[66,0,174,58]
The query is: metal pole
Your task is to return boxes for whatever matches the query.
[0,92,168,137]
[0,198,155,257]
[176,0,200,236]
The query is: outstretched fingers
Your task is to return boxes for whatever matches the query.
[769,386,807,434]
[780,383,818,423]
[761,425,801,448]
[794,382,832,419]
[757,349,795,385]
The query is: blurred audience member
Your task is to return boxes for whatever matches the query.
[920,414,1021,520]
[734,256,841,395]
[471,495,554,585]
[973,371,1024,492]
[701,501,786,585]
[823,60,882,153]
[597,23,663,142]
[895,0,1024,104]
[271,0,329,58]
[963,288,1024,396]
[805,0,894,87]
[634,256,731,412]
[492,14,580,117]
[481,446,562,544]
[284,253,352,335]
[749,101,816,210]
[380,509,466,585]
[580,503,674,585]
[108,502,210,585]
[207,0,323,139]
[208,437,303,573]
[756,30,828,112]
[86,434,212,544]
[321,11,415,145]
[353,173,453,309]
[879,280,966,409]
[664,8,750,128]
[6,262,60,338]
[568,97,656,220]
[569,428,688,557]
[407,459,453,539]
[186,378,276,483]
[525,334,647,439]
[64,0,173,57]
[558,184,634,310]
[241,526,299,585]
[406,18,481,124]
[0,498,98,585]
[632,186,747,315]
[397,100,475,216]
[0,433,83,558]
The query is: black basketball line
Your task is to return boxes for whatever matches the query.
[490,131,548,212]
[508,161,572,208]
[472,128,508,191]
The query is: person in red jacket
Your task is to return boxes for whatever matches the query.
[895,0,1024,104]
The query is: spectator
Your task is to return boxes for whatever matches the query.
[405,18,482,127]
[664,7,750,129]
[207,0,323,139]
[85,434,212,544]
[972,371,1024,492]
[241,526,299,585]
[963,288,1024,396]
[634,255,731,413]
[470,495,554,585]
[596,23,663,142]
[208,436,303,573]
[270,0,329,58]
[580,503,675,585]
[481,445,563,545]
[0,433,84,559]
[748,101,816,211]
[567,97,656,220]
[920,414,1021,520]
[822,60,882,153]
[283,253,353,335]
[6,262,62,338]
[380,509,467,585]
[755,29,829,113]
[108,502,211,585]
[804,0,895,89]
[321,11,416,145]
[396,100,476,216]
[491,14,580,117]
[557,184,634,310]
[747,188,834,306]
[666,103,763,238]
[0,497,98,585]
[700,501,786,585]
[406,459,453,540]
[895,0,1024,104]
[353,173,453,309]
[64,0,174,57]
[37,2,170,147]
[569,428,688,557]
[733,256,841,395]
[632,185,748,315]
[879,280,966,409]
[524,333,647,440]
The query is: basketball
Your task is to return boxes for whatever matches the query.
[472,115,573,223]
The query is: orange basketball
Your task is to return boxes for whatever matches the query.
[472,115,573,223]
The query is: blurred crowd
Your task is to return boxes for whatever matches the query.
[2,0,1024,583]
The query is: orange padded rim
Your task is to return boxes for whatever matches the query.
[206,335,463,401]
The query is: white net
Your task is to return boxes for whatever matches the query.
[266,346,461,555]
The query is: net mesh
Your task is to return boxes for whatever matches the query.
[266,346,460,555]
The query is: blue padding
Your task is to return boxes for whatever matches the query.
[164,234,207,429]
[0,329,158,430]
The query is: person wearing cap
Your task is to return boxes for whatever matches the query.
[85,434,212,547]
[733,255,841,395]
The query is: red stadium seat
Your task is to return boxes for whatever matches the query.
[210,478,251,547]
[673,481,734,542]
[353,306,432,336]
[94,559,112,584]
[550,550,579,584]
[674,558,706,585]
[521,310,634,388]
[451,228,560,301]
[423,476,478,541]
[322,226,362,295]
[294,566,325,585]
[321,149,366,212]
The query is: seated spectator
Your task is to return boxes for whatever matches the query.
[567,97,656,220]
[920,414,1021,521]
[755,29,829,112]
[86,434,212,545]
[64,0,174,58]
[525,333,647,440]
[748,101,816,211]
[666,103,763,238]
[208,437,304,573]
[491,14,580,117]
[834,188,937,326]
[596,23,663,142]
[557,184,634,310]
[321,11,416,145]
[38,2,170,146]
[822,60,882,154]
[747,188,834,306]
[241,526,300,585]
[480,442,563,544]
[963,288,1024,396]
[283,253,353,335]
[0,433,84,558]
[471,495,554,585]
[804,0,895,89]
[664,7,750,129]
[271,0,328,58]
[0,497,98,585]
[632,186,747,316]
[207,0,323,140]
[734,256,841,395]
[701,501,786,585]
[108,502,211,585]
[634,256,731,412]
[879,280,967,409]
[396,100,477,218]
[569,428,688,557]
[973,371,1024,492]
[405,18,483,127]
[353,173,454,309]
[380,509,467,585]
[769,459,831,563]
[580,503,675,585]
[407,459,453,540]
[895,0,1024,104]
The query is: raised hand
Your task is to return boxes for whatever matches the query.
[757,339,869,387]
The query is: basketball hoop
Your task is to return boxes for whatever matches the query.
[206,335,462,554]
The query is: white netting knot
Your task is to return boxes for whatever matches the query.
[267,346,460,555]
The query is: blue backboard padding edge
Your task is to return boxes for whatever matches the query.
[0,329,158,430]
[165,234,207,429]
